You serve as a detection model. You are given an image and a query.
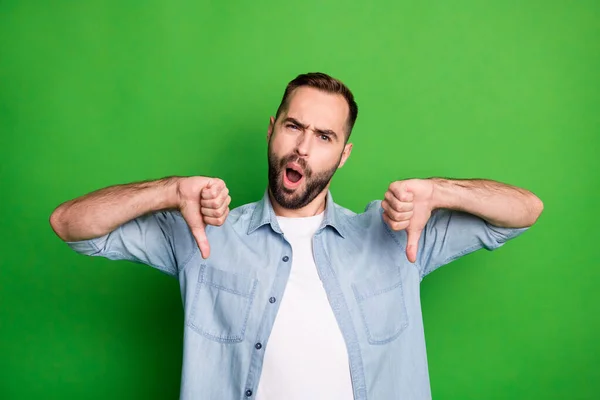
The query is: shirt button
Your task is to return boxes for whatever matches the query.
[282,256,289,262]
[269,297,276,303]
[245,389,253,397]
[255,342,262,350]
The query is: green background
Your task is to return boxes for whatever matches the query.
[1,0,598,399]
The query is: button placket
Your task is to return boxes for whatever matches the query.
[243,245,292,400]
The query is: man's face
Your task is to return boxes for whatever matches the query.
[267,86,353,210]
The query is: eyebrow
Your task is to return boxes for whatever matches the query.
[284,117,339,140]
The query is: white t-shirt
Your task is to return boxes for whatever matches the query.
[255,212,354,400]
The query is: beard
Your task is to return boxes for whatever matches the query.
[267,145,341,210]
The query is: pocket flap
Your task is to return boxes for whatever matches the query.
[352,265,402,301]
[200,265,256,298]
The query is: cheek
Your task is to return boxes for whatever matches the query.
[270,134,294,155]
[310,150,340,174]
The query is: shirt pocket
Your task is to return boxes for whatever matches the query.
[351,265,409,345]
[186,264,258,343]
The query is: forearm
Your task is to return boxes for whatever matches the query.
[50,177,181,242]
[430,178,544,228]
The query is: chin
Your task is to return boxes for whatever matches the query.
[270,181,309,210]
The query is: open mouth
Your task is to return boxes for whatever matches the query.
[283,164,304,187]
[286,168,302,183]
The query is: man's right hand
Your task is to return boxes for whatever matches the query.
[177,177,231,259]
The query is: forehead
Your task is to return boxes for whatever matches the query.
[283,86,349,132]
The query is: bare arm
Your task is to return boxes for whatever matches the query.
[49,177,181,242]
[431,178,544,228]
[49,176,230,259]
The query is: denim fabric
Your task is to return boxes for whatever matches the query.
[66,190,528,399]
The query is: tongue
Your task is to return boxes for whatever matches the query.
[286,169,302,183]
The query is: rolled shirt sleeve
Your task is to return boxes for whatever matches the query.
[412,208,529,279]
[65,210,197,277]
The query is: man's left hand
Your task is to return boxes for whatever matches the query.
[382,179,436,263]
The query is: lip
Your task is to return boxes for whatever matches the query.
[286,162,304,174]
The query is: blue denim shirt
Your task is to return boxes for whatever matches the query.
[66,190,528,399]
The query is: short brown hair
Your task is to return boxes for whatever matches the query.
[274,72,358,141]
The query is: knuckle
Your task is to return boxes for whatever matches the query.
[392,221,408,230]
[206,217,217,226]
[389,181,402,191]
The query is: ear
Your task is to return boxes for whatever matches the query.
[267,116,275,142]
[337,142,353,168]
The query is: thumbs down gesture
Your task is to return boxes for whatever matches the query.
[381,179,435,264]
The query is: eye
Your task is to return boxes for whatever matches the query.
[320,134,331,142]
[286,123,299,130]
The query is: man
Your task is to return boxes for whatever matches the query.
[49,72,543,400]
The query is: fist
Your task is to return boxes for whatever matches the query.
[382,179,435,263]
[199,178,231,227]
[177,176,231,259]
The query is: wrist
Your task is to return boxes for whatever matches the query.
[428,178,456,210]
[158,176,183,210]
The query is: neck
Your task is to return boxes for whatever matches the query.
[268,188,328,218]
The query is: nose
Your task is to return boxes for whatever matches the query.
[295,131,311,157]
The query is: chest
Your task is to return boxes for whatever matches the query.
[179,226,418,347]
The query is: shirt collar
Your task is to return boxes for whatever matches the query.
[247,189,347,238]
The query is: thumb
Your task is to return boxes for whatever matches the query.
[406,227,422,264]
[181,200,211,259]
[193,224,211,260]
